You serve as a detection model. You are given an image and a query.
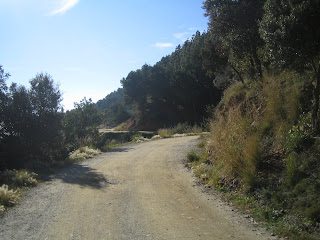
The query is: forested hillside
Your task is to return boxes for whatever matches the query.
[95,88,132,128]
[120,31,223,130]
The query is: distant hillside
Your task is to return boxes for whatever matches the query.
[95,88,133,128]
[96,88,125,111]
[120,31,223,130]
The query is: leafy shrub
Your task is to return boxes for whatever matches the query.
[172,123,192,134]
[100,139,119,152]
[0,184,20,207]
[285,113,313,153]
[187,151,200,162]
[172,123,203,134]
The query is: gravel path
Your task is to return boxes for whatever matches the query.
[0,136,280,239]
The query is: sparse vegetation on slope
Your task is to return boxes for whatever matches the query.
[190,72,320,239]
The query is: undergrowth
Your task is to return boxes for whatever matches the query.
[68,146,101,162]
[0,169,38,214]
[191,71,320,239]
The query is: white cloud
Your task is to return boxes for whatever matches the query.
[174,32,191,39]
[153,43,174,49]
[174,32,192,41]
[50,0,79,16]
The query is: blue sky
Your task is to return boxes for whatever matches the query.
[0,0,208,110]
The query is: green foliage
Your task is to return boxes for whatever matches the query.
[97,131,155,151]
[100,139,119,152]
[0,70,66,169]
[64,97,102,150]
[186,150,215,186]
[96,88,132,127]
[157,123,203,138]
[121,32,222,129]
[171,123,190,134]
[0,66,10,140]
[104,102,130,127]
[0,170,38,188]
[260,0,320,128]
[187,151,200,163]
[260,0,320,72]
[203,0,265,79]
[285,113,313,153]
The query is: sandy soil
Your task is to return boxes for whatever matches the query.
[0,136,281,240]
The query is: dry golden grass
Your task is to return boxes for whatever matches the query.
[208,72,303,191]
[0,184,21,207]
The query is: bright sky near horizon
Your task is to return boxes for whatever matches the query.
[0,0,208,110]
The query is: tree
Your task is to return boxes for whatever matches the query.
[202,32,242,88]
[28,74,65,161]
[0,66,10,139]
[29,73,62,116]
[106,102,130,126]
[1,72,66,168]
[121,31,222,129]
[203,0,265,79]
[259,0,320,128]
[96,88,132,127]
[64,98,101,148]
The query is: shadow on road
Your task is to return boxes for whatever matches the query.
[49,164,110,189]
[106,146,133,153]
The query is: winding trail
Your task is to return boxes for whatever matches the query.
[0,136,279,239]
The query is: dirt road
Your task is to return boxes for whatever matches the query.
[0,136,279,240]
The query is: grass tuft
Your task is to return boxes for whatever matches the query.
[0,184,20,207]
[0,169,38,188]
[158,128,173,138]
[69,146,101,162]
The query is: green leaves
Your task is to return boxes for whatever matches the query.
[64,98,101,148]
[121,32,222,128]
[260,0,320,71]
[0,69,66,169]
[203,0,265,79]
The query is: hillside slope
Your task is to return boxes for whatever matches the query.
[193,72,320,239]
